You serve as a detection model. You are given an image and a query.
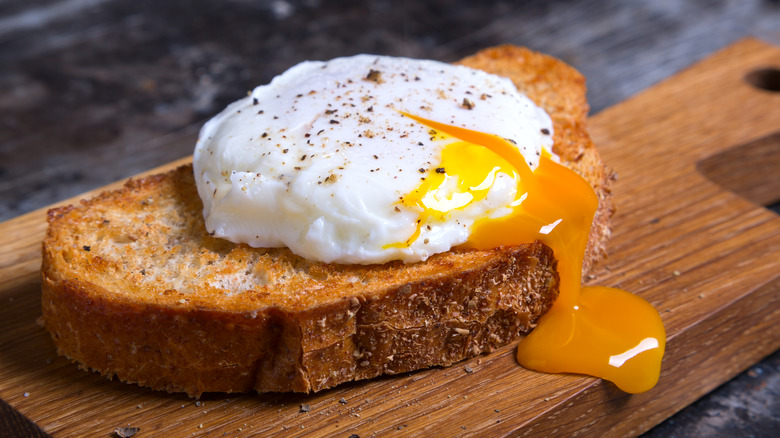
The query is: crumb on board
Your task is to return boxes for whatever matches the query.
[113,427,140,438]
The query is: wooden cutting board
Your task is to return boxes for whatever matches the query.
[1,38,778,438]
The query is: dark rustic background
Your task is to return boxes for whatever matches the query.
[1,0,778,436]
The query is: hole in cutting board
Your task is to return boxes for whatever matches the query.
[697,131,780,214]
[744,67,780,92]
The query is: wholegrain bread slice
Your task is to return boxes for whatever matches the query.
[41,46,613,397]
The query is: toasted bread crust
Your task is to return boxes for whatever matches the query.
[41,46,612,396]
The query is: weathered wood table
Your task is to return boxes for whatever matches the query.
[1,1,779,436]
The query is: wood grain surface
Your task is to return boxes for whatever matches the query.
[0,38,778,437]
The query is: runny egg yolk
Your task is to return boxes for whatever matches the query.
[389,132,519,248]
[400,113,666,394]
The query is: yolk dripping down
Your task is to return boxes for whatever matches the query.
[400,113,666,394]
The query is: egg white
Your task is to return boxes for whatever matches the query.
[193,54,554,264]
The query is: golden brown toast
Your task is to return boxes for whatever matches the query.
[41,46,613,397]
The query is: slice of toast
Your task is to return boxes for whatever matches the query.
[41,46,613,397]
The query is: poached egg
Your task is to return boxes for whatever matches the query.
[193,55,553,264]
[193,54,665,394]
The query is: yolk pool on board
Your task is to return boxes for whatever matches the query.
[400,113,666,394]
